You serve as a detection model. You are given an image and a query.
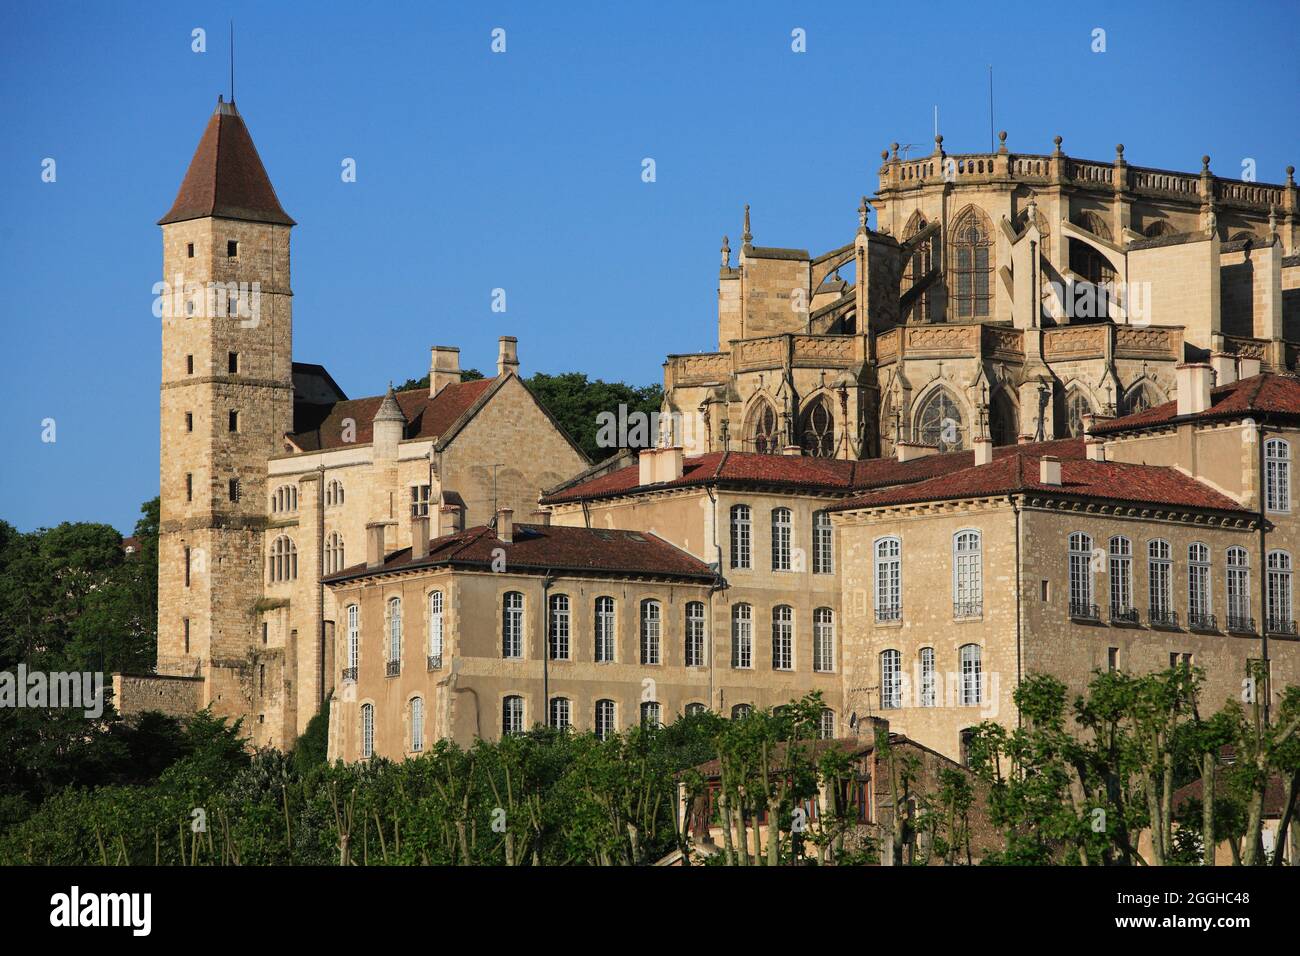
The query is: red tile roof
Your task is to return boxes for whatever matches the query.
[830,448,1250,514]
[540,439,1086,504]
[159,99,295,226]
[1174,772,1288,817]
[1092,373,1300,435]
[289,377,497,451]
[323,523,716,584]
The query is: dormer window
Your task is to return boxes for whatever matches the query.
[227,240,239,258]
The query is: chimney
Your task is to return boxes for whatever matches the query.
[1039,455,1062,486]
[496,508,514,544]
[658,447,684,482]
[429,345,461,397]
[1176,363,1213,416]
[1238,356,1262,379]
[497,336,520,378]
[438,502,464,537]
[531,509,552,527]
[639,448,657,486]
[411,514,430,560]
[1086,439,1106,461]
[1210,352,1237,388]
[366,521,390,569]
[895,441,939,462]
[782,444,803,456]
[973,436,993,466]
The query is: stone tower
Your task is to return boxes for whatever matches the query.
[156,96,295,727]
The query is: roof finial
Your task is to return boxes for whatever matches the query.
[858,195,870,232]
[720,235,731,270]
[742,204,752,245]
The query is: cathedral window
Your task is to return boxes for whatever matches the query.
[1065,390,1093,438]
[1143,219,1175,238]
[950,208,992,318]
[915,388,964,452]
[800,398,836,457]
[903,213,937,322]
[1122,382,1160,416]
[747,401,780,454]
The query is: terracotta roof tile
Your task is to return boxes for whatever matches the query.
[289,377,496,451]
[1093,373,1300,435]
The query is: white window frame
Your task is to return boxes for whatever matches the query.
[410,696,424,752]
[819,709,835,740]
[549,593,571,661]
[959,644,983,706]
[502,591,524,659]
[919,646,936,707]
[812,607,835,673]
[881,649,902,708]
[1267,549,1293,633]
[1227,546,1251,629]
[1068,532,1094,614]
[387,597,402,665]
[549,696,571,730]
[772,605,794,671]
[684,601,705,667]
[1266,438,1291,513]
[952,529,983,618]
[1188,542,1212,625]
[731,603,753,669]
[1148,539,1173,619]
[730,504,752,570]
[1109,536,1133,617]
[640,700,661,728]
[874,537,902,622]
[771,507,793,572]
[595,699,616,740]
[594,596,615,662]
[503,695,524,735]
[361,703,374,759]
[346,604,359,675]
[428,590,444,663]
[640,599,661,665]
[813,511,834,574]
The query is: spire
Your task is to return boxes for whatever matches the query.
[159,96,295,226]
[742,204,752,247]
[373,383,407,425]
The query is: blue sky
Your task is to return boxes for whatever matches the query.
[1,0,1297,534]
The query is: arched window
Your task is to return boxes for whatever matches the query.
[800,398,835,458]
[989,390,1018,447]
[819,709,836,740]
[1123,382,1160,417]
[812,607,834,672]
[771,507,793,571]
[345,604,359,681]
[730,504,752,570]
[548,594,571,661]
[919,647,936,707]
[1226,547,1252,632]
[428,590,444,667]
[1148,540,1173,625]
[684,601,705,667]
[731,603,753,668]
[950,207,992,318]
[903,213,937,322]
[747,401,781,454]
[325,531,345,574]
[813,511,833,574]
[772,605,794,671]
[1068,532,1095,617]
[361,703,374,759]
[549,697,571,730]
[685,702,707,718]
[1109,536,1134,621]
[271,484,298,514]
[1267,550,1293,634]
[1142,219,1175,238]
[1188,543,1212,629]
[953,530,983,618]
[1266,438,1290,513]
[1066,389,1093,438]
[874,537,902,622]
[915,388,964,452]
[594,596,615,662]
[731,703,753,720]
[880,649,902,709]
[325,479,345,507]
[502,591,524,659]
[387,597,402,672]
[1069,235,1115,295]
[640,599,661,665]
[1075,211,1112,241]
[640,700,661,728]
[269,535,297,582]
[959,644,983,705]
[502,695,525,735]
[410,697,424,752]
[594,699,616,740]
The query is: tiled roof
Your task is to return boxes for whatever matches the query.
[323,523,716,584]
[1092,373,1300,435]
[1174,772,1288,817]
[288,377,497,451]
[830,448,1250,514]
[159,99,295,226]
[540,439,1086,504]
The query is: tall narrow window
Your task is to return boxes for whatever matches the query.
[819,709,836,740]
[730,505,751,570]
[410,697,424,752]
[1267,550,1293,634]
[771,508,792,571]
[595,699,616,740]
[959,644,983,706]
[771,605,794,671]
[361,704,374,759]
[325,532,345,574]
[813,511,834,574]
[1266,438,1291,512]
[227,351,239,374]
[502,591,524,658]
[640,599,661,665]
[224,475,234,503]
[812,608,834,672]
[951,207,992,318]
[549,697,571,730]
[953,530,983,618]
[881,649,902,709]
[1068,532,1094,618]
[428,590,444,667]
[346,604,359,680]
[640,701,661,728]
[185,411,193,432]
[1188,542,1212,629]
[1227,547,1251,631]
[919,647,936,707]
[186,473,193,502]
[731,603,753,668]
[594,596,615,662]
[1148,539,1173,625]
[874,537,902,622]
[410,484,431,518]
[503,696,524,735]
[684,601,705,667]
[183,617,190,654]
[184,546,191,587]
[549,594,571,660]
[800,399,836,457]
[387,597,402,674]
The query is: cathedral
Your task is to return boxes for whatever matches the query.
[126,95,1300,765]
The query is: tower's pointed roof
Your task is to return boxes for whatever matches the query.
[372,384,408,425]
[159,96,295,227]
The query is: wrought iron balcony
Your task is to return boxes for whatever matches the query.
[341,666,358,682]
[1187,612,1218,632]
[953,601,983,620]
[876,605,902,624]
[427,653,443,670]
[1266,618,1297,636]
[385,660,400,677]
[1148,608,1179,629]
[1110,605,1140,626]
[1069,601,1101,621]
[1226,614,1256,634]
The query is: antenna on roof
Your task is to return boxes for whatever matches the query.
[229,20,235,104]
[988,65,995,152]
